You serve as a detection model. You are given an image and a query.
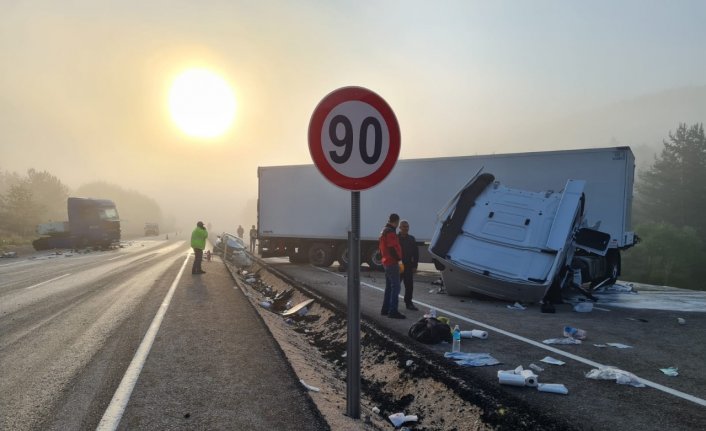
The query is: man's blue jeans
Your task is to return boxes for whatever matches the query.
[382,263,401,314]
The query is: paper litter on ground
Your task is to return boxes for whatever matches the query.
[540,356,566,366]
[444,352,500,367]
[659,367,679,377]
[585,366,645,387]
[543,337,582,345]
[506,302,526,310]
[606,343,632,349]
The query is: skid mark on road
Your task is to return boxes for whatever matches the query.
[96,251,191,431]
[313,266,706,408]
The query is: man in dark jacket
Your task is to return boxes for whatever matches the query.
[379,213,405,319]
[398,220,419,310]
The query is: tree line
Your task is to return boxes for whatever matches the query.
[0,170,166,245]
[623,122,706,290]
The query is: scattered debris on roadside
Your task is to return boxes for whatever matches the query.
[605,343,632,349]
[1,251,18,258]
[540,356,566,366]
[677,318,686,325]
[388,412,418,428]
[506,302,526,310]
[543,337,581,345]
[563,326,587,340]
[659,367,679,377]
[585,366,644,387]
[460,329,488,339]
[300,379,321,392]
[537,384,569,395]
[444,352,500,367]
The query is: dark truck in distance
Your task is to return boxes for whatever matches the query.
[32,198,121,250]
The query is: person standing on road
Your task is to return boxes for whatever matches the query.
[191,221,208,274]
[249,225,258,254]
[237,224,244,239]
[398,220,419,311]
[379,213,405,319]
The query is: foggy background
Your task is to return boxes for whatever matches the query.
[1,1,705,233]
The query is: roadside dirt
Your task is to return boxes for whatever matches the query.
[225,259,573,431]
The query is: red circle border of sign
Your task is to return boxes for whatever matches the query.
[308,86,401,191]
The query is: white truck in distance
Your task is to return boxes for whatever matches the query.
[257,146,636,287]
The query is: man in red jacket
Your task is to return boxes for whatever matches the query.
[379,213,405,319]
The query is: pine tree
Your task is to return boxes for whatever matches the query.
[637,123,706,238]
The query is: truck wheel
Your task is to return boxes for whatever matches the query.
[365,246,384,271]
[288,245,309,264]
[308,243,334,267]
[337,245,349,267]
[605,249,621,285]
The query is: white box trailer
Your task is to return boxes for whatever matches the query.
[257,146,635,285]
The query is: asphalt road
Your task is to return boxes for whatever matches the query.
[265,258,706,431]
[0,239,326,431]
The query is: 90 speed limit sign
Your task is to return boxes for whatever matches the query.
[308,86,400,191]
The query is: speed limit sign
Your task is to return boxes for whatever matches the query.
[308,86,401,191]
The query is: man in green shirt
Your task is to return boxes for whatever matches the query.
[191,221,208,274]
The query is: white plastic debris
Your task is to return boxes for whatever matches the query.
[529,363,544,373]
[342,352,347,358]
[537,383,569,395]
[405,360,414,367]
[573,302,593,312]
[593,344,608,348]
[540,356,565,366]
[659,367,679,377]
[372,406,380,414]
[677,318,686,325]
[299,379,320,392]
[461,330,488,339]
[606,343,632,349]
[444,352,500,367]
[585,366,645,387]
[245,277,257,284]
[506,302,526,310]
[259,301,272,309]
[497,367,538,387]
[563,326,587,340]
[388,413,418,427]
[543,337,581,345]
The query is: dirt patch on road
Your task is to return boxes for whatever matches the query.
[226,260,571,430]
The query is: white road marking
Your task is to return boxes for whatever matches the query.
[107,255,124,261]
[25,273,71,290]
[96,251,191,431]
[312,265,706,408]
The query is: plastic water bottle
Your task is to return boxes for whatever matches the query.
[452,325,461,352]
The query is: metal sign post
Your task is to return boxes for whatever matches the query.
[346,191,361,418]
[308,86,400,420]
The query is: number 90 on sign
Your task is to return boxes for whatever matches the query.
[322,101,389,178]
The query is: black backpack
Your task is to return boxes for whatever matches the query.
[408,317,452,344]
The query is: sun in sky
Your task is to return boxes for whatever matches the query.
[168,68,237,139]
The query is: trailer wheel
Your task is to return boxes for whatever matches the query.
[365,246,384,271]
[288,244,309,264]
[308,243,334,267]
[605,249,621,285]
[337,245,349,267]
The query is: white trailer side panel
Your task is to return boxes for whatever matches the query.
[258,147,635,247]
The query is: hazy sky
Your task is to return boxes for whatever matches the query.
[1,1,705,229]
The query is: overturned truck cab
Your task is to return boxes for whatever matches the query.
[429,173,610,303]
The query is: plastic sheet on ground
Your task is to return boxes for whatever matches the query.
[388,413,418,427]
[540,356,565,366]
[660,367,679,377]
[543,337,581,345]
[585,366,645,387]
[444,351,500,367]
[538,383,569,395]
[606,342,632,349]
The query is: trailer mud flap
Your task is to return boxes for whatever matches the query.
[431,173,495,258]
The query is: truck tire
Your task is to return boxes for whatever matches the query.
[289,244,309,264]
[308,242,334,267]
[605,249,621,285]
[337,245,349,267]
[365,246,384,271]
